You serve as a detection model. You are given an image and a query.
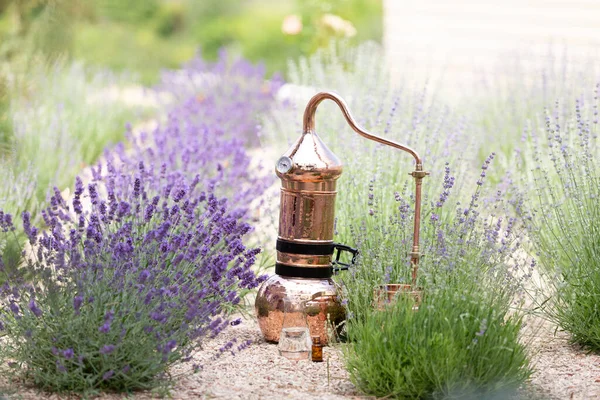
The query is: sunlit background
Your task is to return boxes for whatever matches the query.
[2,1,599,91]
[385,0,600,93]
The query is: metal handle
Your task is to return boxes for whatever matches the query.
[332,243,359,272]
[303,91,429,287]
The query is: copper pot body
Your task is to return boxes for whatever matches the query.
[256,275,345,344]
[255,130,345,344]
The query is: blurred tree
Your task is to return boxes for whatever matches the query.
[298,0,382,51]
[93,0,158,24]
[186,0,381,76]
[152,1,185,38]
[0,0,88,63]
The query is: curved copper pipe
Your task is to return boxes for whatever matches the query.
[303,92,423,166]
[303,91,428,287]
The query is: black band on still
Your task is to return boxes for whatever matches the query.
[276,239,334,256]
[275,263,333,279]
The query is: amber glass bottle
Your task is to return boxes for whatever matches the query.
[311,336,323,362]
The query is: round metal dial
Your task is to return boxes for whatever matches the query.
[276,156,293,174]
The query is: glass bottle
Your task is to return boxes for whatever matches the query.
[278,298,312,361]
[311,336,323,362]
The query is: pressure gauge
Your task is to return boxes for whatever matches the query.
[276,156,294,174]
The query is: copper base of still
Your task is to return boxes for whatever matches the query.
[256,276,345,344]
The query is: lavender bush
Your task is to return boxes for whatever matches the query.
[0,51,284,394]
[516,83,600,350]
[156,49,284,146]
[2,52,280,285]
[0,162,264,394]
[1,62,142,280]
[339,152,533,317]
[465,49,600,183]
[339,153,534,398]
[109,51,282,219]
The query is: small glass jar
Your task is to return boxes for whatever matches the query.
[311,335,323,362]
[278,299,312,361]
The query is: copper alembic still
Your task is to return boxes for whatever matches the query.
[255,91,428,344]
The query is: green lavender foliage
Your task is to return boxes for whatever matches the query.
[518,83,600,350]
[345,284,531,399]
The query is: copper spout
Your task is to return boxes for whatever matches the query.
[303,91,429,287]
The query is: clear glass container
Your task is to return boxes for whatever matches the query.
[278,298,312,361]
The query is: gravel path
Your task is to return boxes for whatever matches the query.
[174,316,360,400]
[4,312,600,399]
[0,313,361,400]
[525,316,600,400]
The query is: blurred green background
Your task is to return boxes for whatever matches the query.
[0,0,382,83]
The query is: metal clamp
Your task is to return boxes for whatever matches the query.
[409,170,430,179]
[332,243,359,272]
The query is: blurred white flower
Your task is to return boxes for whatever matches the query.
[282,15,303,35]
[320,13,357,37]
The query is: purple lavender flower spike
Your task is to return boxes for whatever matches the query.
[62,348,74,359]
[99,323,111,334]
[102,370,114,381]
[100,345,116,355]
[28,299,43,317]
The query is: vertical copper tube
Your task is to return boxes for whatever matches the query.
[303,92,429,287]
[410,166,428,287]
